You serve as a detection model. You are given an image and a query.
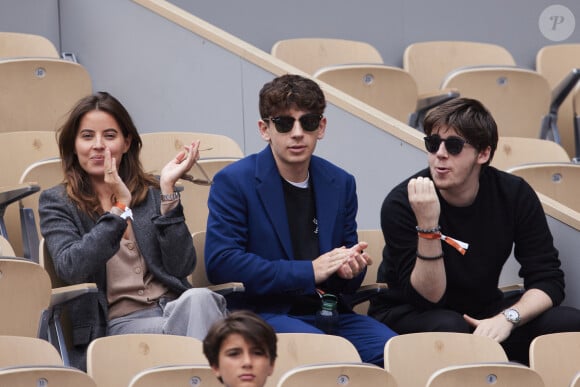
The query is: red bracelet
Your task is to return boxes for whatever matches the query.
[418,231,442,240]
[114,202,127,211]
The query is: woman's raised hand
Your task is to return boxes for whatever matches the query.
[159,140,201,193]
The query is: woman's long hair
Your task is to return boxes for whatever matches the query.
[58,91,158,217]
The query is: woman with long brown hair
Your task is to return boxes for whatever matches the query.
[39,91,227,370]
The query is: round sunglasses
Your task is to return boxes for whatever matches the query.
[263,113,323,133]
[424,134,470,155]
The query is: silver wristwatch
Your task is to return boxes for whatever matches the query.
[160,191,180,201]
[502,308,521,325]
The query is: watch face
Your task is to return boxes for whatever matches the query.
[504,309,520,323]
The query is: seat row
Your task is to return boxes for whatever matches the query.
[272,38,580,160]
[0,330,579,387]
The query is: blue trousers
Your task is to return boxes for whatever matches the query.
[259,312,397,366]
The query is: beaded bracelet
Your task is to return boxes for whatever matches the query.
[415,225,441,234]
[416,251,444,260]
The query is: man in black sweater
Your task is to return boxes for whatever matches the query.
[369,97,580,364]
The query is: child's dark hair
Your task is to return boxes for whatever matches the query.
[203,310,277,368]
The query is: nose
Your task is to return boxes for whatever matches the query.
[289,119,304,136]
[435,141,448,156]
[92,134,105,149]
[241,351,252,367]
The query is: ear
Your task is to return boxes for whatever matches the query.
[123,134,132,153]
[258,119,271,142]
[210,364,221,379]
[316,116,327,140]
[476,145,491,165]
[267,360,276,376]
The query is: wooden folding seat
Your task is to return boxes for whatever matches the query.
[276,362,397,387]
[529,332,580,387]
[384,332,508,387]
[271,38,383,75]
[87,334,206,387]
[426,362,544,387]
[0,32,59,58]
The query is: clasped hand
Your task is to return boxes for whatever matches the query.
[313,242,372,284]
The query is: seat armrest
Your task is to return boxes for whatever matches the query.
[50,283,98,307]
[207,282,245,295]
[0,183,40,237]
[345,282,389,307]
[540,68,580,143]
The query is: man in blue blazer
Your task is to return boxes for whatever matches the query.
[205,74,396,366]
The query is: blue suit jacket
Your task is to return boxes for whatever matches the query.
[205,146,364,313]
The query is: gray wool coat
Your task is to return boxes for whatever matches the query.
[39,184,195,370]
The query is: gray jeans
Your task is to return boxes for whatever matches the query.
[107,288,228,340]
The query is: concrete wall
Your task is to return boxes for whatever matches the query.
[174,0,580,69]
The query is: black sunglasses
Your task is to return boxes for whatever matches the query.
[424,134,470,156]
[263,113,323,133]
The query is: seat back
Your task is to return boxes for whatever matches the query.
[404,41,516,94]
[0,335,62,367]
[276,362,397,387]
[491,136,571,171]
[0,366,97,387]
[385,332,508,387]
[0,32,59,58]
[266,333,361,387]
[190,231,211,287]
[18,157,64,261]
[129,364,221,387]
[0,235,15,256]
[313,64,418,123]
[140,131,243,234]
[271,38,383,75]
[426,363,544,387]
[0,131,59,256]
[507,162,580,212]
[0,258,52,337]
[353,229,385,315]
[0,58,92,133]
[441,66,551,139]
[140,131,244,163]
[87,333,206,387]
[529,332,580,387]
[536,44,580,158]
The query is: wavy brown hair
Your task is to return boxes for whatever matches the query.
[58,91,158,217]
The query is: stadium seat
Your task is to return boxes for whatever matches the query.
[314,63,458,131]
[507,162,580,213]
[404,41,516,95]
[385,332,508,387]
[0,335,62,367]
[491,136,571,171]
[0,366,97,387]
[536,44,580,159]
[271,38,383,75]
[87,333,206,387]
[529,332,580,387]
[129,364,221,387]
[276,362,397,387]
[0,31,59,58]
[266,333,362,387]
[426,362,544,387]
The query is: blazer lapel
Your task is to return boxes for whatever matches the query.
[311,157,339,253]
[255,147,294,259]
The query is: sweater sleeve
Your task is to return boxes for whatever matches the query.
[39,186,128,284]
[512,178,565,305]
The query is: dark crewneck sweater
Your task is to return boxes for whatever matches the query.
[369,166,564,319]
